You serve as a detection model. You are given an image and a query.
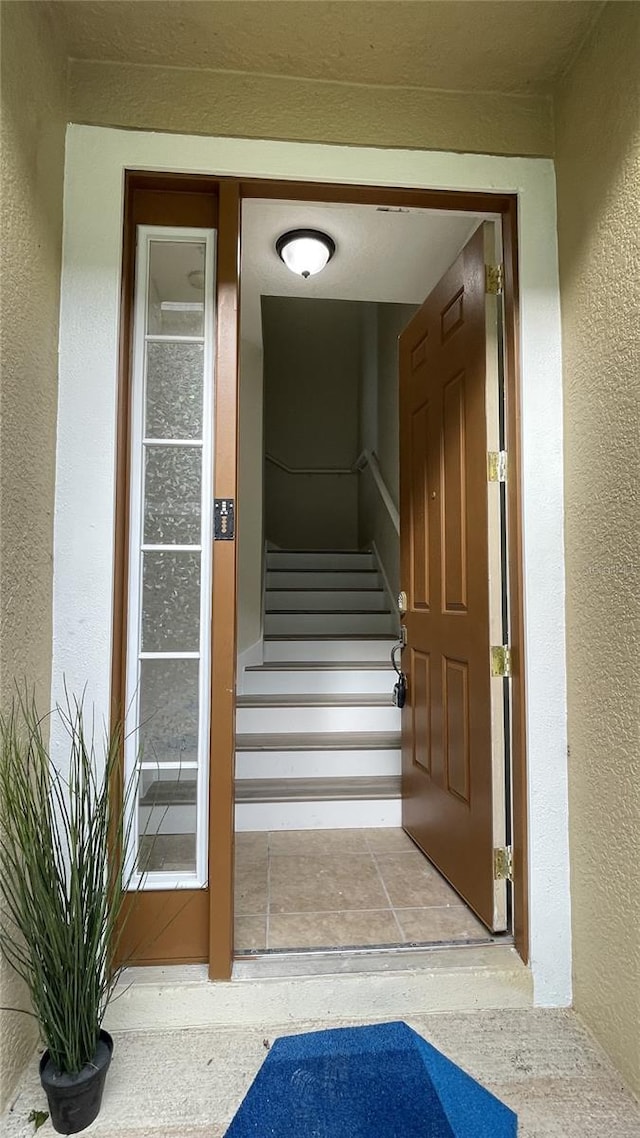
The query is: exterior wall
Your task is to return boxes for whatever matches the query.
[0,0,66,1111]
[555,1,640,1096]
[54,126,570,1006]
[68,59,553,159]
[263,297,362,550]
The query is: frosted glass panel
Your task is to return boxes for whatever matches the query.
[128,225,214,889]
[147,241,206,336]
[138,769,197,873]
[139,659,199,765]
[144,447,201,545]
[142,551,201,652]
[146,342,204,439]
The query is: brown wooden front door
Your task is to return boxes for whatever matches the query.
[399,222,508,932]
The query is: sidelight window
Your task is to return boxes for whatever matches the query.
[124,227,216,890]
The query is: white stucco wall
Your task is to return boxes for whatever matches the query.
[53,124,570,1006]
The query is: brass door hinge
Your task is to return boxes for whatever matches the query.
[490,645,512,678]
[487,450,508,482]
[494,846,514,882]
[485,264,504,295]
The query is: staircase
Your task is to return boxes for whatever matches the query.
[235,549,402,831]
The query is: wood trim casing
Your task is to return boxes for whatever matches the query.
[501,200,529,963]
[110,174,219,966]
[208,181,240,981]
[240,178,528,964]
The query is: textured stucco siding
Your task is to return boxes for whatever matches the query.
[0,0,66,1111]
[555,0,640,1096]
[68,58,554,159]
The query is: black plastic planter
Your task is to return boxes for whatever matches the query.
[39,1030,113,1135]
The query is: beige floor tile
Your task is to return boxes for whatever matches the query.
[268,828,369,856]
[268,908,402,950]
[395,904,490,943]
[235,914,267,952]
[234,860,268,914]
[235,831,269,857]
[375,851,464,908]
[363,827,418,853]
[235,849,268,881]
[269,853,389,913]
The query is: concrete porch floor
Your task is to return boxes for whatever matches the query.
[3,1009,640,1137]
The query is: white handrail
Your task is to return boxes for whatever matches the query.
[265,452,353,476]
[354,449,400,535]
[265,449,400,535]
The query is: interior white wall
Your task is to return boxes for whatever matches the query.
[262,296,361,550]
[237,338,264,657]
[53,124,570,1007]
[358,305,378,455]
[358,303,417,601]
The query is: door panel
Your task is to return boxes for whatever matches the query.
[399,222,507,931]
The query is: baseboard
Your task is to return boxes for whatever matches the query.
[236,638,264,694]
[370,541,401,634]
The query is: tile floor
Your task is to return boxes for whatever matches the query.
[4,1010,640,1137]
[235,827,496,953]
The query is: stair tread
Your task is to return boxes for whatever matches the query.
[140,781,196,806]
[266,586,385,592]
[235,775,401,803]
[265,634,397,641]
[267,568,379,574]
[265,609,391,619]
[237,693,394,708]
[245,661,392,671]
[268,549,369,555]
[236,731,401,751]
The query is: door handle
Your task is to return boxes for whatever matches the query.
[391,637,407,709]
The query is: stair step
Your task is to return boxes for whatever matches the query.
[267,551,376,571]
[265,589,390,612]
[237,694,394,708]
[236,748,401,780]
[264,612,397,635]
[236,731,401,751]
[267,570,381,588]
[235,776,401,804]
[246,661,391,670]
[241,663,394,696]
[141,780,197,806]
[236,701,400,733]
[264,638,396,662]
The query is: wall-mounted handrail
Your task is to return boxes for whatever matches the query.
[265,449,400,535]
[354,449,400,535]
[265,452,354,476]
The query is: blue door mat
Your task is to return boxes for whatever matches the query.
[224,1021,517,1136]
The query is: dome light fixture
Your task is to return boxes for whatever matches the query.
[276,229,336,279]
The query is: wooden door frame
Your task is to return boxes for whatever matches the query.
[113,173,528,980]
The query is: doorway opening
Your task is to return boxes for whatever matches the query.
[234,198,513,959]
[112,172,527,978]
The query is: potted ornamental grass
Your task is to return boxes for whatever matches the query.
[0,689,139,1134]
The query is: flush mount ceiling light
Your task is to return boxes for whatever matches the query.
[275,229,336,279]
